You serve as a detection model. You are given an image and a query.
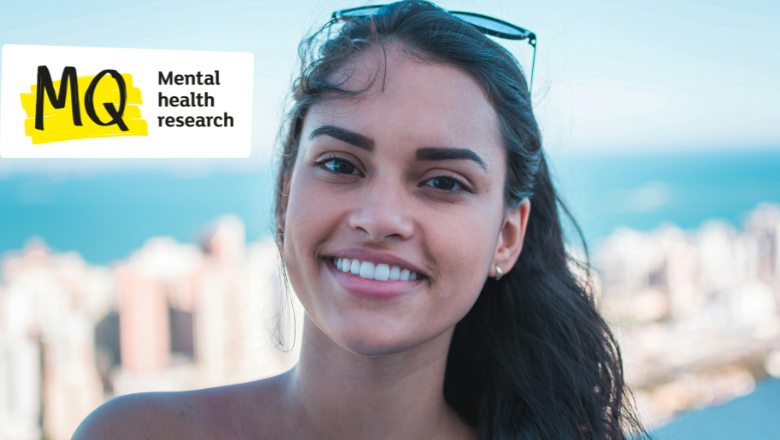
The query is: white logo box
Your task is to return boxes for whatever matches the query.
[0,44,254,158]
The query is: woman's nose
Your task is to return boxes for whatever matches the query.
[346,179,415,241]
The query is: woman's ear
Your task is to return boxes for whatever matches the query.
[276,171,292,240]
[492,198,531,276]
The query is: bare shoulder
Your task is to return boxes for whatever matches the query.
[72,374,288,440]
[71,391,196,440]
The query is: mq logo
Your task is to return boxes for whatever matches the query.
[20,66,148,144]
[1,45,253,159]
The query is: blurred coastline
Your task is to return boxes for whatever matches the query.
[594,203,780,427]
[1,149,780,439]
[1,204,779,439]
[3,149,780,265]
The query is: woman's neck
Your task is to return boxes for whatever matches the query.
[277,313,474,440]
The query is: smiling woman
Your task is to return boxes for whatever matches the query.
[72,1,647,439]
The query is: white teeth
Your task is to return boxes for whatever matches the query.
[334,258,420,282]
[359,261,375,279]
[389,266,400,280]
[374,264,390,281]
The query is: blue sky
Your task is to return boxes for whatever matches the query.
[0,0,778,174]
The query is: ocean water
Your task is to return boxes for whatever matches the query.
[549,148,780,247]
[0,165,279,264]
[650,377,780,439]
[1,148,779,265]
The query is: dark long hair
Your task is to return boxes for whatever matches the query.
[274,1,648,438]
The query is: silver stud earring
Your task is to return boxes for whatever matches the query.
[495,265,503,281]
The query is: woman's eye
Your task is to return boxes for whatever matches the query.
[425,177,463,191]
[322,158,358,175]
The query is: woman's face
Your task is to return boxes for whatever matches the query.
[280,45,529,356]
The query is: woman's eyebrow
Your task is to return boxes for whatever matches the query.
[309,125,487,172]
[416,147,488,172]
[309,125,374,151]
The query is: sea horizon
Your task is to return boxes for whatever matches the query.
[1,147,779,265]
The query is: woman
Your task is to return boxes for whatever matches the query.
[75,1,647,438]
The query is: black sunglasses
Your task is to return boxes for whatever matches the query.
[330,5,537,92]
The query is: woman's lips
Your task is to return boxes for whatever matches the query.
[325,258,424,299]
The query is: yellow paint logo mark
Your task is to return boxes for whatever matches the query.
[20,67,148,144]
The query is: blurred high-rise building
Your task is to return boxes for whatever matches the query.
[0,216,300,440]
[0,240,108,440]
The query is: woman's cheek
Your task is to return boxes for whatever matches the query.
[430,208,495,297]
[282,171,332,302]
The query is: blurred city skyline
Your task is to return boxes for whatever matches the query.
[0,0,778,175]
[0,216,301,440]
[2,204,780,439]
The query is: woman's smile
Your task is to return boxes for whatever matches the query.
[325,257,425,299]
[320,247,429,299]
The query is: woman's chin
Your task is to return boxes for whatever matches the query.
[329,322,428,357]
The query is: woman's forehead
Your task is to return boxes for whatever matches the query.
[303,45,503,156]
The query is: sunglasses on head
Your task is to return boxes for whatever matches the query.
[330,4,537,92]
